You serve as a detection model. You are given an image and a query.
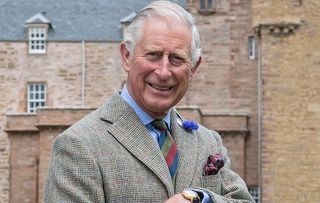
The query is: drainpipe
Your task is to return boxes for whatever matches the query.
[81,40,86,107]
[257,34,262,196]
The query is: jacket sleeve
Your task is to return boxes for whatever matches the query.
[43,132,105,203]
[194,130,255,203]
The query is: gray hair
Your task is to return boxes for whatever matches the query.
[123,0,201,66]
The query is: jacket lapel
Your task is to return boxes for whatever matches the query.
[99,92,174,196]
[170,110,199,192]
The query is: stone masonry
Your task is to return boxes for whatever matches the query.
[253,0,320,202]
[187,0,258,186]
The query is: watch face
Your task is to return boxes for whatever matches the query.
[185,190,198,197]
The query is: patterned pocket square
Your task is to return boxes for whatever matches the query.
[203,153,224,176]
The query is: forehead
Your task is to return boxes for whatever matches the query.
[138,17,192,51]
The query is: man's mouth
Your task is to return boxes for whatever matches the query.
[149,83,173,91]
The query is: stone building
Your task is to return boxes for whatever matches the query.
[252,0,320,202]
[2,0,319,203]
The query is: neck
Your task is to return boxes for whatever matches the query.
[148,111,168,120]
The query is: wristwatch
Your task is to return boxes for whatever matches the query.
[181,190,201,203]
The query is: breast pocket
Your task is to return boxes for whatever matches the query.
[201,174,221,194]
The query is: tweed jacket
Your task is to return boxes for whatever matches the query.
[44,92,254,203]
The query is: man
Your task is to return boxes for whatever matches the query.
[44,1,254,202]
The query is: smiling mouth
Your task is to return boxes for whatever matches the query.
[149,83,173,91]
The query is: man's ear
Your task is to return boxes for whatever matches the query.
[120,42,131,72]
[189,56,202,81]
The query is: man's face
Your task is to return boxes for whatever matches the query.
[121,18,201,119]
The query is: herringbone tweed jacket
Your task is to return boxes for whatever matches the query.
[44,92,254,203]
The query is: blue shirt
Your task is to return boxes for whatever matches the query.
[120,85,171,145]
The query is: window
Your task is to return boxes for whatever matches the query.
[29,27,46,54]
[248,186,260,203]
[27,83,46,113]
[25,13,51,54]
[248,36,256,60]
[291,0,302,6]
[200,0,214,11]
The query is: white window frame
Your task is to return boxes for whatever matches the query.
[27,83,46,113]
[29,27,47,54]
[248,186,260,203]
[248,36,256,60]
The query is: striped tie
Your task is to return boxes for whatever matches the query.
[151,119,179,180]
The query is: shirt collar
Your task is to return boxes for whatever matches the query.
[120,85,171,128]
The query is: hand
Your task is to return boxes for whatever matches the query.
[164,193,191,203]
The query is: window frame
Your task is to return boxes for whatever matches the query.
[199,0,215,14]
[27,82,47,113]
[28,27,47,54]
[248,35,256,60]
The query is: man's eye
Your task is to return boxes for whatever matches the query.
[169,55,185,66]
[146,52,162,60]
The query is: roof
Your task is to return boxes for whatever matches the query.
[0,0,187,41]
[25,13,51,24]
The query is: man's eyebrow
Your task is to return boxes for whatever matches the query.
[170,51,190,59]
[143,46,190,58]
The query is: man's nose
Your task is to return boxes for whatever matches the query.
[155,56,172,80]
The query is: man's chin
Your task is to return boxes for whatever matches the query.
[146,104,172,118]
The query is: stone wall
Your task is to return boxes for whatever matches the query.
[253,0,320,202]
[187,0,258,186]
[6,114,38,203]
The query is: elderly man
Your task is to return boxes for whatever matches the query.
[44,1,254,202]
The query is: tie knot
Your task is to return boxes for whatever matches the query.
[151,119,168,132]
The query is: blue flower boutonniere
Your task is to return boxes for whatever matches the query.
[182,120,199,132]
